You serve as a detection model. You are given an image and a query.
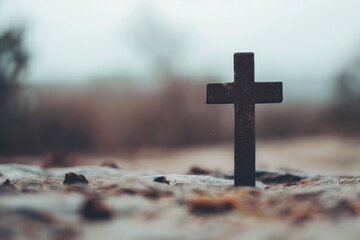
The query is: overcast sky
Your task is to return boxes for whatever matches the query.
[1,0,360,102]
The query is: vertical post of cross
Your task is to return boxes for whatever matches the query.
[233,53,255,187]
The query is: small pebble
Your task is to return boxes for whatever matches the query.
[63,172,89,185]
[1,179,15,189]
[153,176,170,184]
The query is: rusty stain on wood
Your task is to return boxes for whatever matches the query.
[206,52,283,187]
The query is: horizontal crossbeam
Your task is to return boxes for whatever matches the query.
[255,82,283,104]
[207,82,283,104]
[206,83,234,104]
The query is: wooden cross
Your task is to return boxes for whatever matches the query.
[206,52,283,187]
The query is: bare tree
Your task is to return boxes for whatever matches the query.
[332,58,360,133]
[0,27,29,153]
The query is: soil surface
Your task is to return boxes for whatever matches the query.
[1,136,360,240]
[1,164,360,240]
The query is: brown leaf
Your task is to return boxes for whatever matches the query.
[300,179,319,184]
[189,195,237,215]
[80,198,113,220]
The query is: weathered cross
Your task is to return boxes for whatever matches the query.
[206,52,283,187]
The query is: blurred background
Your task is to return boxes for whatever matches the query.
[0,0,359,174]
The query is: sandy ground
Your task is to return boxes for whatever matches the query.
[1,163,360,240]
[1,135,360,240]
